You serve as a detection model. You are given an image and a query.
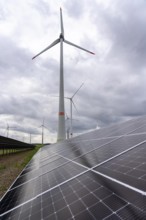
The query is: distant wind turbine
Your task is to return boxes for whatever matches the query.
[65,83,84,138]
[65,112,79,139]
[5,123,16,138]
[39,119,49,144]
[32,8,95,142]
[30,133,32,144]
[40,119,45,145]
[6,123,9,138]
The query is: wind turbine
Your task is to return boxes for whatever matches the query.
[5,123,15,138]
[65,112,79,139]
[39,119,49,144]
[65,83,84,138]
[32,8,94,142]
[6,123,9,138]
[40,119,45,145]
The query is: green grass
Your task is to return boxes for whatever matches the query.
[17,144,43,168]
[0,144,43,198]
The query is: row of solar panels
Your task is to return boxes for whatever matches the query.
[0,135,35,150]
[0,115,146,219]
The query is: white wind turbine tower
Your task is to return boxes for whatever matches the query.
[32,8,94,142]
[65,83,84,138]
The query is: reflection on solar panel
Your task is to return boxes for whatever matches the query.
[1,116,146,219]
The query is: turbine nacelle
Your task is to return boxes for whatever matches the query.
[59,33,64,40]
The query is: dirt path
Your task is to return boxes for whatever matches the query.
[0,150,36,199]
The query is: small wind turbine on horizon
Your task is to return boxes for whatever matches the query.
[5,123,16,138]
[32,8,95,142]
[65,83,84,138]
[39,119,49,144]
[6,123,9,138]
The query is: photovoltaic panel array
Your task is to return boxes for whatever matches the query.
[0,116,146,219]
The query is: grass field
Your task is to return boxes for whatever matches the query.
[0,145,42,199]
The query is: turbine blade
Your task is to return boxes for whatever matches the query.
[60,8,64,36]
[44,125,49,130]
[32,38,60,59]
[72,100,78,114]
[64,97,70,100]
[53,95,71,102]
[64,39,95,55]
[72,83,84,99]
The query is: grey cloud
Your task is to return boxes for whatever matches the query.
[0,2,8,20]
[0,95,41,119]
[0,35,33,76]
[91,0,146,68]
[73,64,146,130]
[30,0,51,16]
[64,0,85,18]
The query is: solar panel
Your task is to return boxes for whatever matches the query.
[0,116,146,219]
[94,142,146,191]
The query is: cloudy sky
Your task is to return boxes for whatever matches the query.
[0,0,146,143]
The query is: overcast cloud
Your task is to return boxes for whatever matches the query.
[0,0,146,143]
